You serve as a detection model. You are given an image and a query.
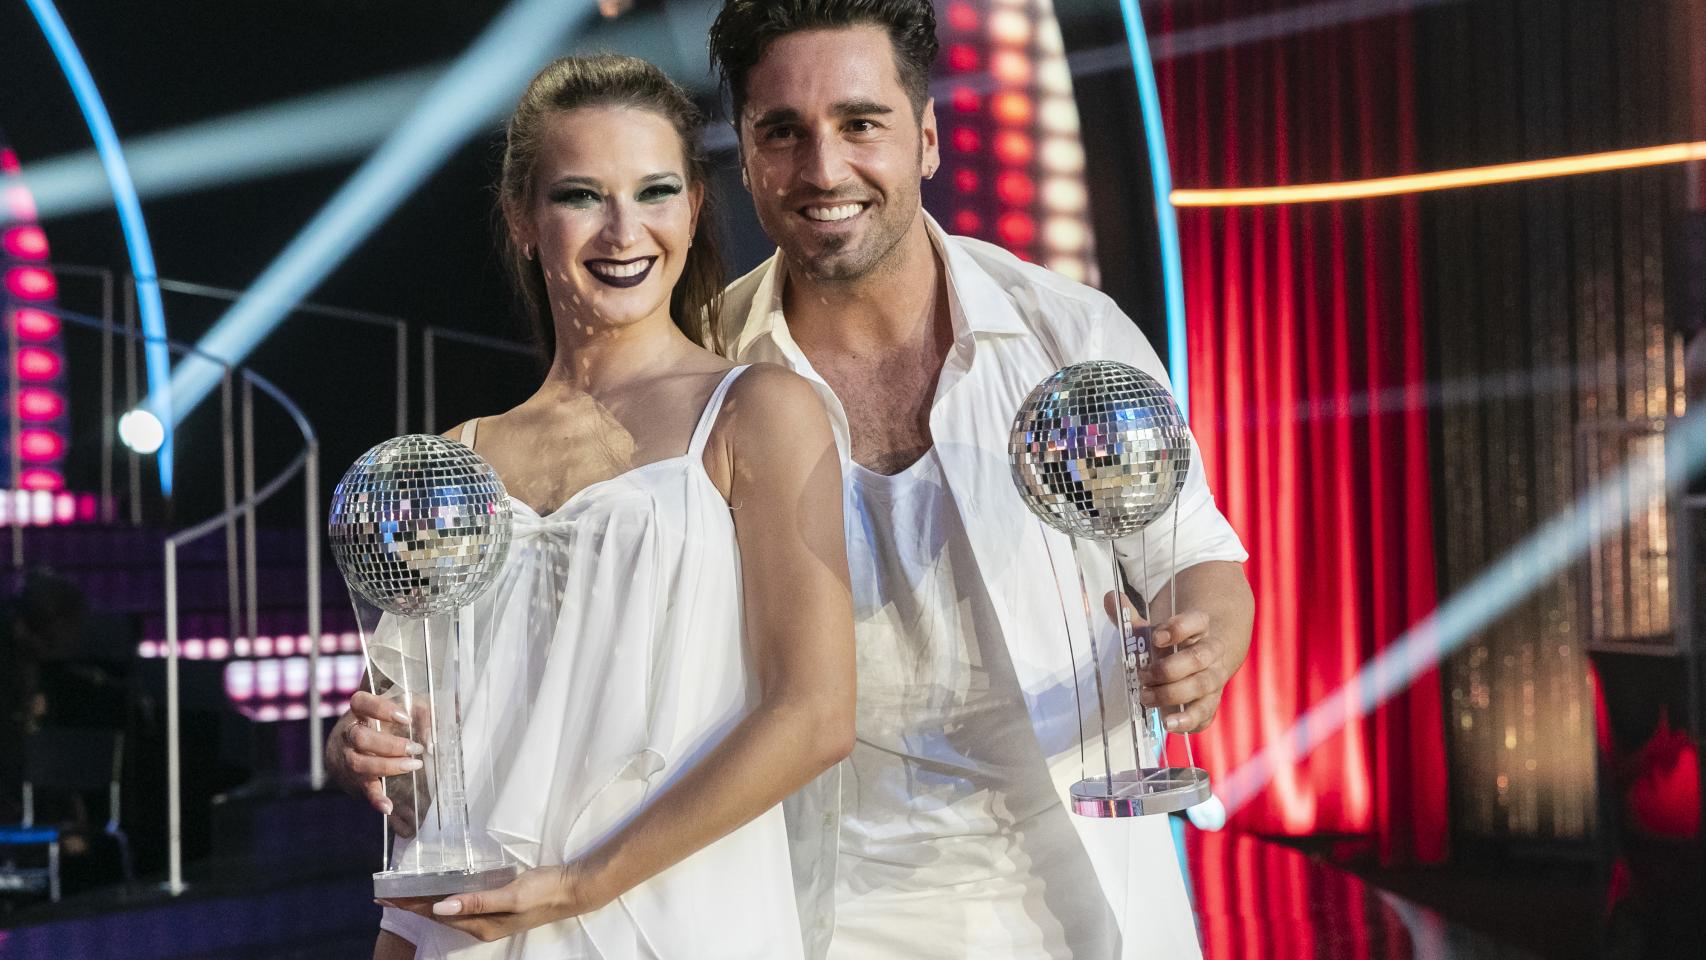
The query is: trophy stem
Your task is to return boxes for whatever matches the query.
[1068,539,1115,793]
[451,615,475,876]
[1115,550,1155,771]
[352,596,391,871]
[406,640,423,857]
[1041,529,1089,783]
[1168,497,1197,773]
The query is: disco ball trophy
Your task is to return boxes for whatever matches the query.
[328,435,519,897]
[1010,361,1212,817]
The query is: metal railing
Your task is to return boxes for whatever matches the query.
[421,325,533,434]
[162,366,319,894]
[151,279,409,438]
[40,305,320,893]
[10,268,538,895]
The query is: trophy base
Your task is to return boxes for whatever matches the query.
[374,863,521,899]
[1070,767,1211,818]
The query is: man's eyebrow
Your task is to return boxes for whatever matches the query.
[748,100,895,127]
[830,99,893,118]
[750,107,802,128]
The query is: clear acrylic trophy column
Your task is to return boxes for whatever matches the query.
[1010,361,1212,817]
[329,434,521,897]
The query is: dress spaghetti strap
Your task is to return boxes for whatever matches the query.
[687,366,751,458]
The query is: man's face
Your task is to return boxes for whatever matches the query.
[738,26,939,283]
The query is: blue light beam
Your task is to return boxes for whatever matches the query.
[13,4,721,225]
[155,0,598,426]
[1217,411,1706,817]
[1118,0,1190,416]
[13,66,441,223]
[25,0,174,490]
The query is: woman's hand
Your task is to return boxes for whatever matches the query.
[326,690,427,837]
[378,863,604,944]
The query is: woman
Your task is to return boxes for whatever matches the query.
[327,55,855,959]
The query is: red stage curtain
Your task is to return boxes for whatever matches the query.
[1156,0,1447,863]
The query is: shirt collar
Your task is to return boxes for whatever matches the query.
[732,210,1029,361]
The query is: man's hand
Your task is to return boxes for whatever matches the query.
[378,863,603,943]
[1104,582,1248,735]
[327,691,425,836]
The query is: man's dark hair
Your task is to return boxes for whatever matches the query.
[708,0,939,128]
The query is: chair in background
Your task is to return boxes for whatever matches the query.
[0,727,133,903]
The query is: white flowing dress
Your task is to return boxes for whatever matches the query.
[379,366,804,959]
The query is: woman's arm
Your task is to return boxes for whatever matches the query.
[388,367,856,942]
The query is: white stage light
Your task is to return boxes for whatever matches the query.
[117,409,165,454]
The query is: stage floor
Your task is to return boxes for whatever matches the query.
[1182,829,1541,960]
[1,825,1541,959]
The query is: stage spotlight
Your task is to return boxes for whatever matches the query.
[1038,96,1080,135]
[118,408,165,455]
[1049,256,1087,282]
[989,10,1031,47]
[1038,137,1083,174]
[155,0,599,428]
[1042,215,1086,253]
[1041,176,1087,212]
[946,2,978,33]
[3,225,49,258]
[991,50,1032,86]
[4,184,36,221]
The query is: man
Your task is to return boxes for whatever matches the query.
[327,3,1253,953]
[707,2,1253,957]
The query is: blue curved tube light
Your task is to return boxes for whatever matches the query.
[25,0,174,491]
[1117,0,1189,417]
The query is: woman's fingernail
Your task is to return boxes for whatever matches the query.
[405,742,424,756]
[1154,630,1171,645]
[433,899,463,916]
[1165,716,1182,731]
[393,710,410,724]
[382,799,394,815]
[401,758,424,771]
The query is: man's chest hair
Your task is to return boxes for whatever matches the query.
[824,351,939,458]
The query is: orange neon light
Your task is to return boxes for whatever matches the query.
[1170,141,1706,207]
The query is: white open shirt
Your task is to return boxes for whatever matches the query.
[723,214,1248,959]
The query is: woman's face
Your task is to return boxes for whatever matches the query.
[516,105,700,339]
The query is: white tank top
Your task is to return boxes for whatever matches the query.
[830,450,1117,959]
[381,365,804,959]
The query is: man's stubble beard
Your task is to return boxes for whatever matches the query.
[773,177,922,286]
